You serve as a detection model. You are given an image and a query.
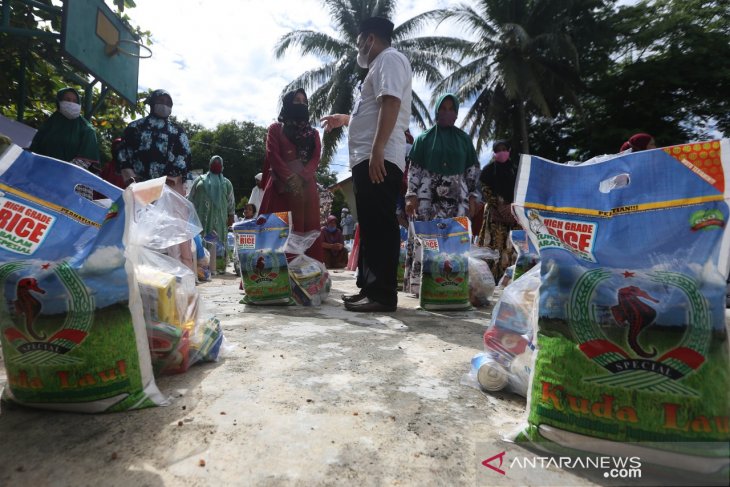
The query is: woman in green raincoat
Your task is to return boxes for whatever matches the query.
[188,155,235,274]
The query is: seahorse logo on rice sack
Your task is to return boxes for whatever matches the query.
[1,261,93,366]
[429,254,466,286]
[689,209,724,232]
[0,197,56,256]
[569,268,710,397]
[527,210,597,262]
[245,250,281,283]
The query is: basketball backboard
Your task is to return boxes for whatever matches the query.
[61,0,143,105]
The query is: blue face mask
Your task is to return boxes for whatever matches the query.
[325,225,337,233]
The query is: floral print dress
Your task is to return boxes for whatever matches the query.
[402,164,481,295]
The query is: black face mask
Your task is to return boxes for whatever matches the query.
[288,103,309,122]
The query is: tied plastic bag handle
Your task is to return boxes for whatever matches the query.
[284,229,320,255]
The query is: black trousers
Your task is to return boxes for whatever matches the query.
[352,160,402,307]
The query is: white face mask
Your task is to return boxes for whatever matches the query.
[153,104,172,118]
[59,101,81,120]
[356,38,373,69]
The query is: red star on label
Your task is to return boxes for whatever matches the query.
[41,263,51,270]
[622,271,635,278]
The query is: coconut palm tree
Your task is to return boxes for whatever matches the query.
[410,0,584,154]
[274,0,459,163]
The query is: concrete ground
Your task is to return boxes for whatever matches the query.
[0,269,601,486]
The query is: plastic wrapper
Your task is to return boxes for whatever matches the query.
[512,140,730,473]
[467,245,498,307]
[510,230,539,280]
[285,230,331,306]
[464,266,539,396]
[0,146,167,412]
[413,217,471,310]
[233,212,293,305]
[126,180,225,375]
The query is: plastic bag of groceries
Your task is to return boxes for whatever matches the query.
[285,230,331,306]
[413,216,472,310]
[125,179,226,375]
[233,212,293,305]
[467,245,499,307]
[463,266,540,396]
[0,146,166,412]
[512,140,730,474]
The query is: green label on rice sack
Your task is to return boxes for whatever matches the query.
[233,212,292,305]
[0,147,166,412]
[1,262,143,406]
[513,140,730,450]
[414,217,471,310]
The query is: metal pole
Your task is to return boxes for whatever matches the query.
[89,84,110,119]
[83,78,98,119]
[17,44,28,122]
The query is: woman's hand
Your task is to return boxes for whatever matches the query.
[405,196,418,217]
[287,174,304,195]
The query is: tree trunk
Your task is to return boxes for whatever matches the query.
[517,100,530,154]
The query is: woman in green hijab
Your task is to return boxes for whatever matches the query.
[402,94,480,295]
[404,93,480,221]
[30,87,99,167]
[188,155,235,274]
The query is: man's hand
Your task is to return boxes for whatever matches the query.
[405,196,418,217]
[368,146,387,183]
[320,114,350,133]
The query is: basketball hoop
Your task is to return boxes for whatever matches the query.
[105,39,152,59]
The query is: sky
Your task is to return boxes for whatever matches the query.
[126,0,465,180]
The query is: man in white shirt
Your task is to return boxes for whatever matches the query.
[248,172,264,215]
[322,16,412,313]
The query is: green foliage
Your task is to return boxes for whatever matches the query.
[330,188,347,221]
[0,0,149,165]
[273,0,453,163]
[188,120,268,207]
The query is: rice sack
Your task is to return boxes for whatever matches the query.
[0,146,166,412]
[397,225,407,284]
[513,140,730,464]
[413,216,471,310]
[233,212,292,305]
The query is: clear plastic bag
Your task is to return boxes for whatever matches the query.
[286,230,331,306]
[127,179,225,375]
[467,245,498,307]
[463,265,540,396]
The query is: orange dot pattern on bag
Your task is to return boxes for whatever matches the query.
[663,140,724,193]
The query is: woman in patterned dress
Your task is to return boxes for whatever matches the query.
[478,140,521,282]
[402,93,480,295]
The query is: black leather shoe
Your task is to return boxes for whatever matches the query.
[341,292,367,303]
[345,299,396,312]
